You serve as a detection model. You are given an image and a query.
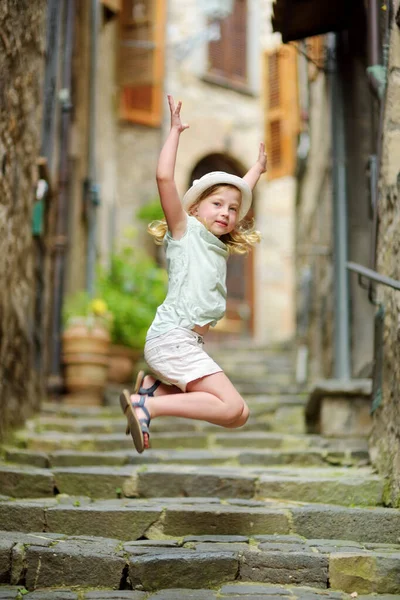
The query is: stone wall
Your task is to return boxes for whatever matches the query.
[0,0,46,439]
[369,2,400,506]
[295,72,335,380]
[164,0,295,343]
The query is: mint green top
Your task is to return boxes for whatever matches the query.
[146,215,228,340]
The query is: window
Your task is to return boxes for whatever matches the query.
[118,0,166,126]
[264,45,299,179]
[207,0,247,87]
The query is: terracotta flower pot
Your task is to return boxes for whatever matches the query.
[62,318,111,405]
[108,344,142,384]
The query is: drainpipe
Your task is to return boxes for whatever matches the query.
[327,33,351,379]
[48,0,75,394]
[85,0,101,297]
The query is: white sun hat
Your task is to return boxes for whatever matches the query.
[182,171,252,222]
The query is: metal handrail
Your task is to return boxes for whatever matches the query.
[347,261,400,291]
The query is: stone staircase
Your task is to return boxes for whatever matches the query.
[0,342,399,599]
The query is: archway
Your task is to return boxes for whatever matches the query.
[188,153,255,339]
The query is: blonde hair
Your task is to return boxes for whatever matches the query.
[148,184,261,255]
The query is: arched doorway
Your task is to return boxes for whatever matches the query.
[189,153,255,339]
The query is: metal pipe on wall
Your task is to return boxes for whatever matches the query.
[327,32,351,379]
[48,0,75,393]
[85,0,101,297]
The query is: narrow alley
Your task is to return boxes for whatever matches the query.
[0,343,399,598]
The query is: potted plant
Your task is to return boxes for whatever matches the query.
[97,238,167,384]
[62,293,113,405]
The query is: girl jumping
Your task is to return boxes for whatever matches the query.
[120,95,267,453]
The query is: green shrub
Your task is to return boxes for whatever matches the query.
[97,244,167,349]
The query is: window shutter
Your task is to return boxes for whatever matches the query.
[208,0,247,85]
[118,0,166,127]
[264,45,299,180]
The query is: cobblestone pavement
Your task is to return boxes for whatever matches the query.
[0,342,399,599]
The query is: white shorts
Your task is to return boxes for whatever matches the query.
[144,327,223,392]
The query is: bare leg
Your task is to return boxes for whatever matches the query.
[131,372,249,449]
[141,374,181,397]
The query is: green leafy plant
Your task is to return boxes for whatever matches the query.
[62,292,112,330]
[97,243,167,349]
[136,197,164,223]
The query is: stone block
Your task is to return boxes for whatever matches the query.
[240,550,328,588]
[271,406,306,434]
[0,502,46,533]
[0,539,13,584]
[133,467,256,499]
[386,71,400,125]
[382,130,400,186]
[257,472,383,506]
[329,552,400,594]
[0,587,25,599]
[25,591,79,599]
[390,27,400,70]
[147,591,217,599]
[305,379,372,436]
[129,550,238,590]
[162,505,290,537]
[52,466,135,498]
[291,505,400,544]
[0,466,55,498]
[219,583,291,595]
[84,592,147,599]
[4,449,50,469]
[46,504,162,540]
[24,540,126,590]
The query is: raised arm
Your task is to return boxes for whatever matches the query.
[243,142,267,191]
[156,95,189,238]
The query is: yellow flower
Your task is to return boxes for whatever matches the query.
[90,298,108,316]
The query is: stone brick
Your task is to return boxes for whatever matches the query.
[0,466,54,498]
[147,591,216,600]
[24,540,126,590]
[329,552,400,594]
[45,504,163,540]
[162,505,290,537]
[386,71,400,125]
[0,502,47,533]
[0,539,12,584]
[134,466,256,499]
[291,506,400,544]
[240,550,328,588]
[382,130,400,186]
[129,551,238,590]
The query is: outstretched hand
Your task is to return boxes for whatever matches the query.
[168,94,189,133]
[257,142,268,173]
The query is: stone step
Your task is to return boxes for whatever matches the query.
[0,587,398,600]
[14,429,340,452]
[1,497,399,543]
[25,415,276,435]
[2,446,370,470]
[0,530,399,595]
[0,463,383,505]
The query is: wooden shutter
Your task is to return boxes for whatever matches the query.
[118,0,166,126]
[264,45,299,180]
[208,0,247,85]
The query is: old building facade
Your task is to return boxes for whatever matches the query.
[272,0,400,504]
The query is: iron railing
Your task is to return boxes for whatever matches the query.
[347,261,400,293]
